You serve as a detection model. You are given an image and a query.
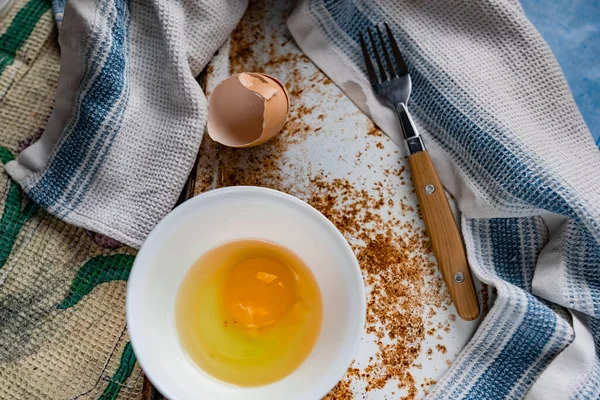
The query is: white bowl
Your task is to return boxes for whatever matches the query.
[127,186,366,400]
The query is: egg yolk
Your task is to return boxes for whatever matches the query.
[223,258,295,328]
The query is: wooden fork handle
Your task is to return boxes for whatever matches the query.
[408,151,480,321]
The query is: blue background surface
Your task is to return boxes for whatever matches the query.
[520,0,600,146]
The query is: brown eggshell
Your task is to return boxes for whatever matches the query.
[207,73,290,148]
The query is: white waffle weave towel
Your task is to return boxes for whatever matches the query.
[5,0,248,247]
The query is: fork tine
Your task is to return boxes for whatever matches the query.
[359,32,379,84]
[384,22,408,75]
[376,25,396,78]
[367,28,388,81]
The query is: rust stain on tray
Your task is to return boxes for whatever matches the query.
[195,0,460,397]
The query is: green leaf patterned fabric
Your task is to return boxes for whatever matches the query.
[58,254,135,310]
[99,342,138,400]
[0,1,144,398]
[0,147,39,270]
[0,0,51,74]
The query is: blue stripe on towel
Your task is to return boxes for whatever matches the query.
[489,218,530,290]
[60,2,131,215]
[29,0,129,213]
[51,0,65,26]
[564,222,600,315]
[487,218,545,291]
[466,219,561,398]
[579,317,600,399]
[475,219,568,389]
[467,293,557,398]
[454,218,572,398]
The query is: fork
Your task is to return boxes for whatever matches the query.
[360,24,480,321]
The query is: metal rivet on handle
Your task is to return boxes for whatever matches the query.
[425,184,435,195]
[454,272,464,283]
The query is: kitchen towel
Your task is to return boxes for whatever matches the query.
[288,0,600,399]
[4,0,248,248]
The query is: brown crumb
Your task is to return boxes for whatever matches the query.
[323,379,353,400]
[436,344,447,354]
[420,378,437,388]
[306,173,448,395]
[296,104,317,117]
[229,0,266,74]
[420,378,438,396]
[366,120,383,137]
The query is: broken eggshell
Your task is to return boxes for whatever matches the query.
[207,72,290,148]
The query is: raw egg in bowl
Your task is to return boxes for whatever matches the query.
[126,187,366,400]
